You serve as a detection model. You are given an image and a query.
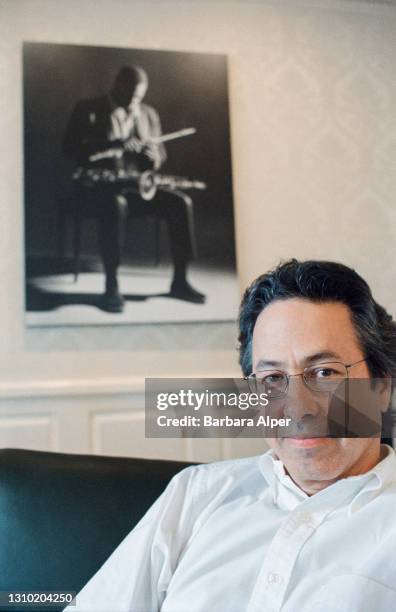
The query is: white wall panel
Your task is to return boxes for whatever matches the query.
[0,413,55,451]
[91,409,186,460]
[0,379,269,461]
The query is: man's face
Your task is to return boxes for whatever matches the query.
[127,82,147,112]
[252,298,384,493]
[114,81,147,111]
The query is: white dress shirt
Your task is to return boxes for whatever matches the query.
[108,102,139,142]
[68,445,396,612]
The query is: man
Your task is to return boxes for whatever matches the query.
[63,65,205,312]
[65,259,396,611]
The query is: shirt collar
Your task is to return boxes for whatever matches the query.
[259,444,396,513]
[348,443,395,514]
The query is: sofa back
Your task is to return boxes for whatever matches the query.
[0,448,194,610]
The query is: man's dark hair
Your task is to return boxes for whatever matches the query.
[238,259,396,379]
[112,65,148,91]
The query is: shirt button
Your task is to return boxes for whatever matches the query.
[298,512,315,528]
[267,572,283,585]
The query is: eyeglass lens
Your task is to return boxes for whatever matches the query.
[252,362,348,397]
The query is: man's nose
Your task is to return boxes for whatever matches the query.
[282,376,321,422]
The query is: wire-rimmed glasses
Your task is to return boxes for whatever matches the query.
[245,359,366,398]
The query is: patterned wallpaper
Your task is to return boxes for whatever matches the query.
[227,2,395,316]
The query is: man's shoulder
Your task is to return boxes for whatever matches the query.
[175,452,269,498]
[72,95,111,115]
[197,453,265,474]
[140,102,160,120]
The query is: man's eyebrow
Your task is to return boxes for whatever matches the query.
[304,351,343,364]
[255,351,343,370]
[255,359,283,369]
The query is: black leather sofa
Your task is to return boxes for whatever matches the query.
[0,448,195,611]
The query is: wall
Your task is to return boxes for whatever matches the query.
[0,0,395,460]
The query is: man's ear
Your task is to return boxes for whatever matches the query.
[378,375,392,414]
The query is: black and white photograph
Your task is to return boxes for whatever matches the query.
[24,41,238,326]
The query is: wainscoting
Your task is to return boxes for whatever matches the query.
[0,379,269,463]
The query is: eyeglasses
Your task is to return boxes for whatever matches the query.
[245,359,366,398]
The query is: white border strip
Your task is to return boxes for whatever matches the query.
[0,373,242,399]
[0,378,146,399]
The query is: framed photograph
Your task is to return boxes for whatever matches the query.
[24,42,238,326]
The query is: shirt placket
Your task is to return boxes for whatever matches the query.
[247,469,377,612]
[247,507,319,612]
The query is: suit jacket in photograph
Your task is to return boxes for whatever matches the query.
[63,95,167,170]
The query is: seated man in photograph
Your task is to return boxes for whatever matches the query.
[65,259,396,611]
[63,64,205,312]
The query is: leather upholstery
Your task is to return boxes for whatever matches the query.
[0,448,194,610]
